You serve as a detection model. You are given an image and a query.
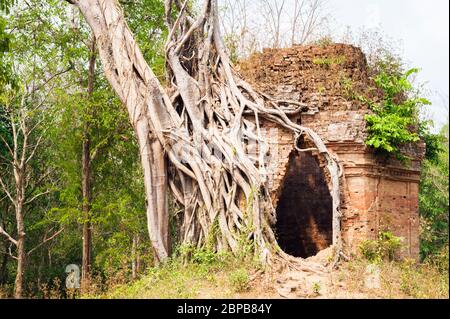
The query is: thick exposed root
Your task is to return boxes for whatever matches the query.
[162,0,342,264]
[70,0,342,265]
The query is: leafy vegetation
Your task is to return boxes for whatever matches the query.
[0,0,166,298]
[359,231,403,263]
[86,245,258,299]
[419,124,449,262]
[363,68,430,159]
[229,268,250,292]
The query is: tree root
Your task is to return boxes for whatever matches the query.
[70,0,343,266]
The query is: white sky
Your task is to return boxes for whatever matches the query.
[328,0,449,131]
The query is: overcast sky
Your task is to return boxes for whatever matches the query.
[329,0,449,131]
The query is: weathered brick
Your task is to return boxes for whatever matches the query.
[240,44,424,260]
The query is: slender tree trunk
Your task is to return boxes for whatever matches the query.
[81,136,91,290]
[131,235,137,280]
[81,38,96,292]
[130,234,143,278]
[36,246,45,289]
[135,235,141,275]
[14,202,26,299]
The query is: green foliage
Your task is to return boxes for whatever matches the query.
[419,122,446,163]
[419,124,449,260]
[105,258,204,299]
[94,245,254,298]
[0,0,15,13]
[121,0,167,80]
[1,0,447,300]
[0,10,16,89]
[224,34,239,64]
[229,268,249,292]
[191,248,219,266]
[359,231,403,263]
[364,68,429,159]
[176,244,232,271]
[0,0,167,297]
[339,32,434,161]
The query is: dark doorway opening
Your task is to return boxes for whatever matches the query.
[275,150,333,258]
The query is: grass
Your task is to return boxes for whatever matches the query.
[85,252,448,299]
[85,248,263,299]
[3,248,445,299]
[313,55,346,67]
[75,240,449,299]
[332,257,449,299]
[229,268,250,293]
[332,234,449,299]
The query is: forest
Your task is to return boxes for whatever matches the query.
[0,0,448,299]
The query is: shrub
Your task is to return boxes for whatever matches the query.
[419,125,449,261]
[229,268,250,292]
[359,231,403,262]
[359,239,380,262]
[364,68,430,160]
[425,245,449,273]
[191,248,219,266]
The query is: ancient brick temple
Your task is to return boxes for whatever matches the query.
[239,44,425,260]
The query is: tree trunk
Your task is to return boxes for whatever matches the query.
[81,37,96,291]
[67,0,342,266]
[131,235,137,280]
[67,0,170,263]
[81,136,91,290]
[135,235,141,275]
[36,245,45,289]
[131,234,143,279]
[14,202,25,299]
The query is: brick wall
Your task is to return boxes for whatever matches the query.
[240,44,424,259]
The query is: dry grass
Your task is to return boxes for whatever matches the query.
[93,254,448,299]
[330,258,449,299]
[84,252,269,299]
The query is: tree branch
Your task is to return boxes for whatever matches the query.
[30,65,73,95]
[24,189,51,206]
[27,228,64,256]
[0,226,18,246]
[0,135,14,159]
[0,244,19,260]
[0,176,15,206]
[25,133,45,164]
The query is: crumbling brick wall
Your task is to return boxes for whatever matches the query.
[240,44,424,259]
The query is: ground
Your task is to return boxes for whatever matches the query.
[87,247,448,299]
